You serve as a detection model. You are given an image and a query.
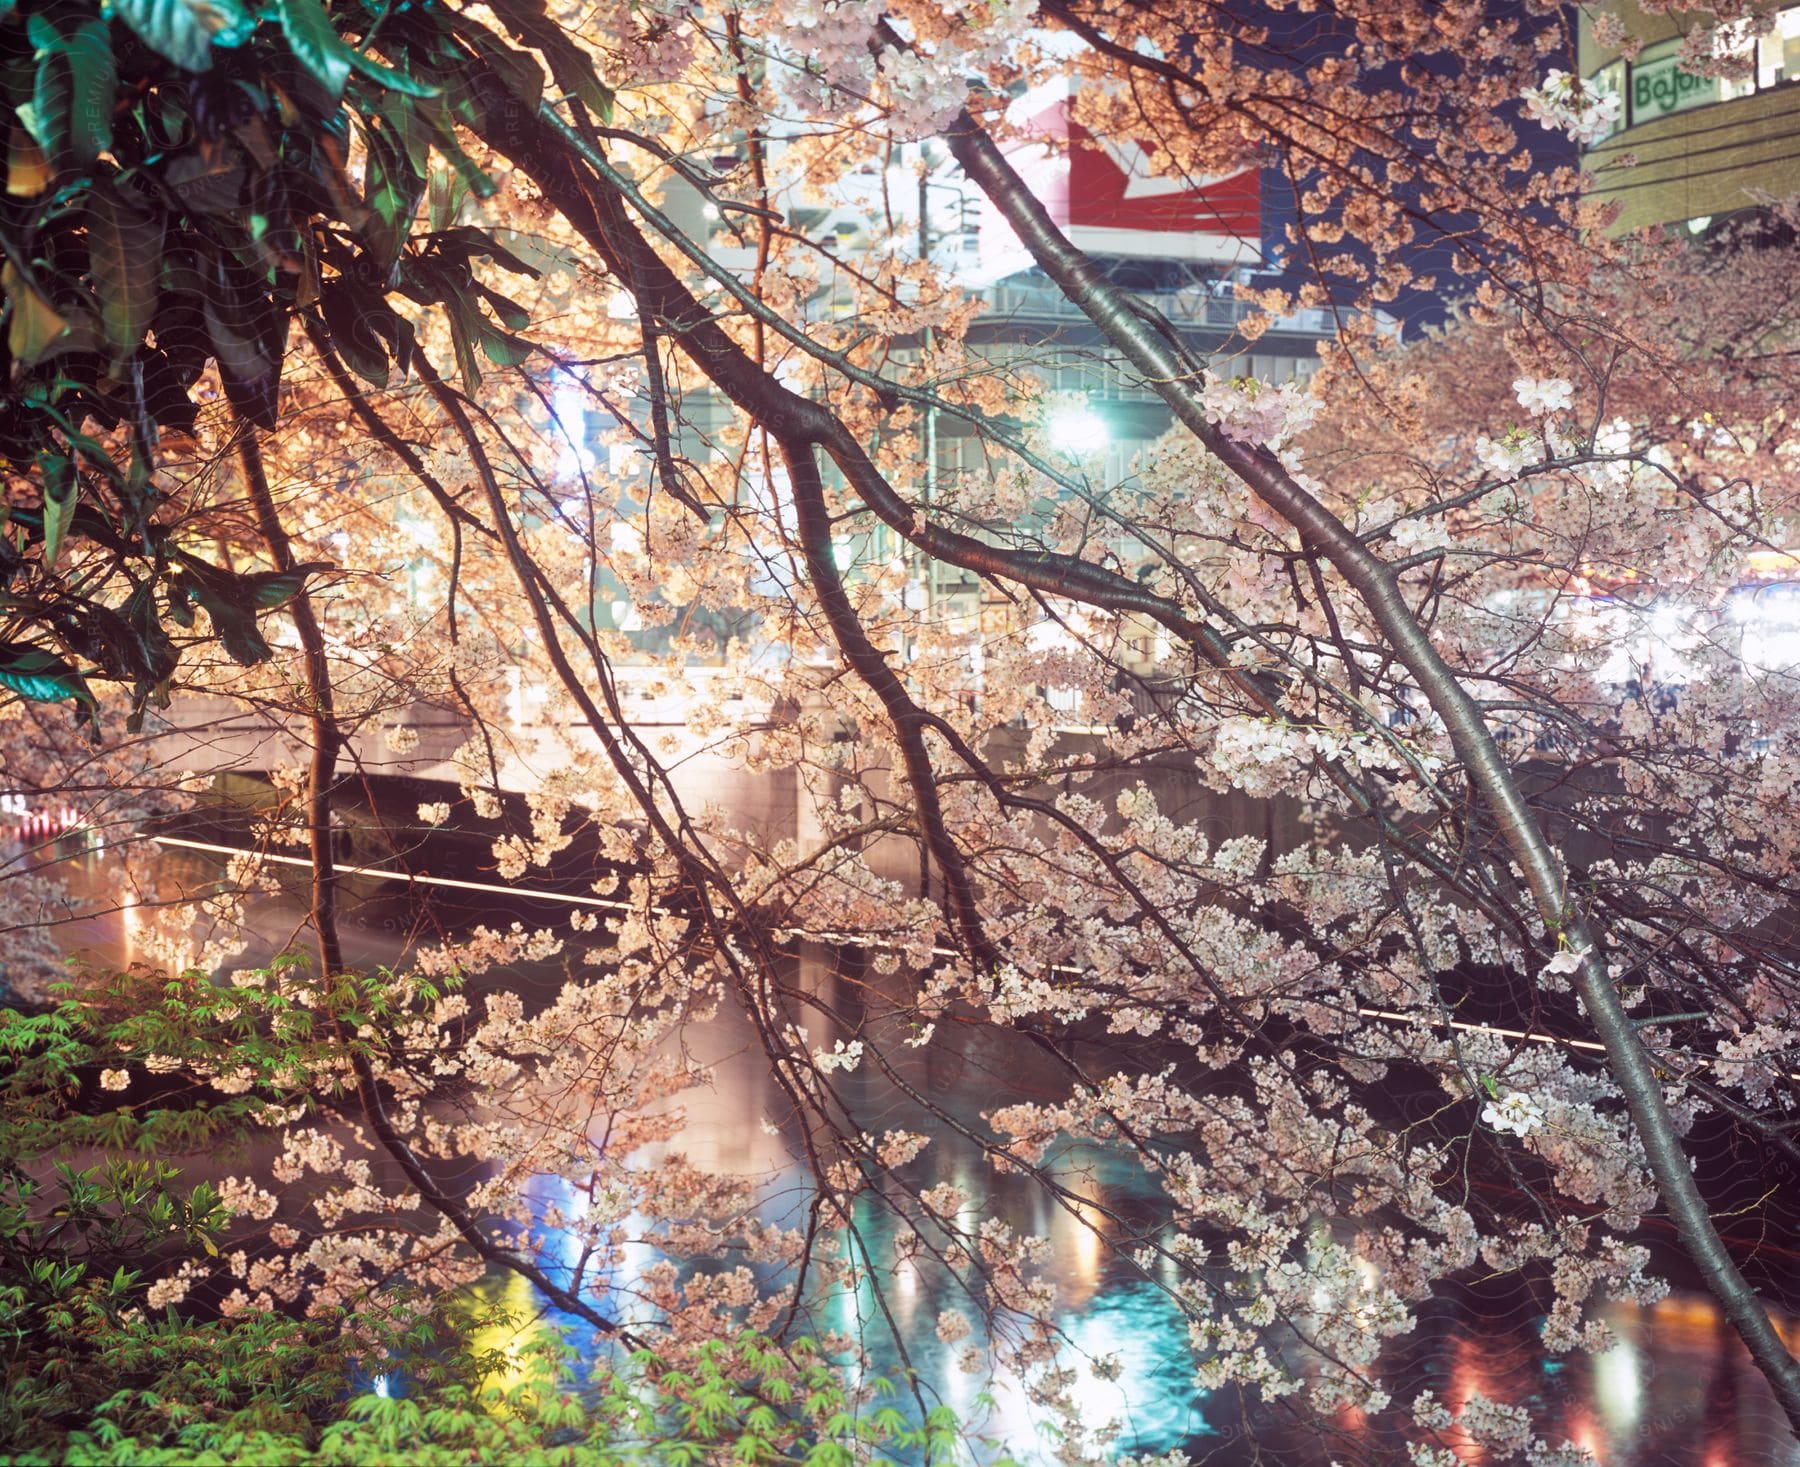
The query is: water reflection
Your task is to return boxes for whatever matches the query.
[49,856,1800,1466]
[470,1271,551,1397]
[1323,1290,1800,1467]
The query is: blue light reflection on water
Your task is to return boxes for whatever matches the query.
[474,1201,1800,1464]
[466,1100,1800,1464]
[464,1096,1225,1458]
[58,854,1800,1465]
[457,977,1800,1466]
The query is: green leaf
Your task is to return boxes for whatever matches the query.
[425,266,531,372]
[427,167,468,234]
[170,558,281,665]
[345,46,440,99]
[319,282,389,386]
[439,226,540,279]
[444,311,481,394]
[28,14,115,168]
[88,181,165,364]
[478,322,531,367]
[0,642,95,712]
[55,600,166,683]
[461,29,543,115]
[3,261,71,367]
[376,89,432,176]
[359,129,423,270]
[107,0,255,74]
[548,49,613,124]
[165,577,196,628]
[210,605,275,667]
[240,560,333,610]
[485,0,614,123]
[473,280,530,332]
[278,0,351,99]
[415,95,496,199]
[278,0,438,101]
[122,580,179,681]
[202,250,284,429]
[39,451,76,570]
[162,151,248,214]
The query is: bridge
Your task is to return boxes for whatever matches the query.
[7,662,1310,908]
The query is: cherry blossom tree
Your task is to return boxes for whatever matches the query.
[2,0,1799,1459]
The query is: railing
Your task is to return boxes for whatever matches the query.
[980,278,1338,337]
[713,245,1342,342]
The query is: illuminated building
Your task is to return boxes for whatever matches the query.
[1580,1,1800,236]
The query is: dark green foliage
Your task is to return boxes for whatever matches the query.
[0,970,987,1462]
[0,968,491,1457]
[0,982,357,1456]
[108,0,258,74]
[0,0,572,736]
[0,638,95,719]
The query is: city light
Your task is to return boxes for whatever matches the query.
[9,5,1800,1457]
[553,370,596,479]
[1045,401,1110,458]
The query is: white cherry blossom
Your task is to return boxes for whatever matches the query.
[1542,945,1593,978]
[1200,376,1319,449]
[1521,69,1621,146]
[812,1038,864,1073]
[1482,1091,1547,1137]
[1512,376,1574,416]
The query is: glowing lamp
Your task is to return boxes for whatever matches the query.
[1046,403,1110,458]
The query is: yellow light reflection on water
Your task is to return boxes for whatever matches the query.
[469,1270,559,1401]
[119,893,137,967]
[1594,1311,1643,1440]
[1053,1172,1107,1312]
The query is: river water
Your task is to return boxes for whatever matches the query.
[37,826,1800,1466]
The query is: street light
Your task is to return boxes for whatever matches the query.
[1046,402,1110,458]
[552,370,598,480]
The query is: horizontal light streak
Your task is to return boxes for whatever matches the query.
[152,835,1754,1069]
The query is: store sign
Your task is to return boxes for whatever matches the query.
[980,78,1261,269]
[1631,53,1717,121]
[1065,129,1261,243]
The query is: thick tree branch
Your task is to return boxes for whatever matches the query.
[238,417,635,1346]
[938,105,1800,1427]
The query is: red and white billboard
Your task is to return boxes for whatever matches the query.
[980,78,1262,271]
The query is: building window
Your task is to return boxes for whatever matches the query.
[1588,60,1626,140]
[1597,6,1800,132]
[1756,7,1800,88]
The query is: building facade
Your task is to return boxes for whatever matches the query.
[1580,1,1800,234]
[626,98,1335,661]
